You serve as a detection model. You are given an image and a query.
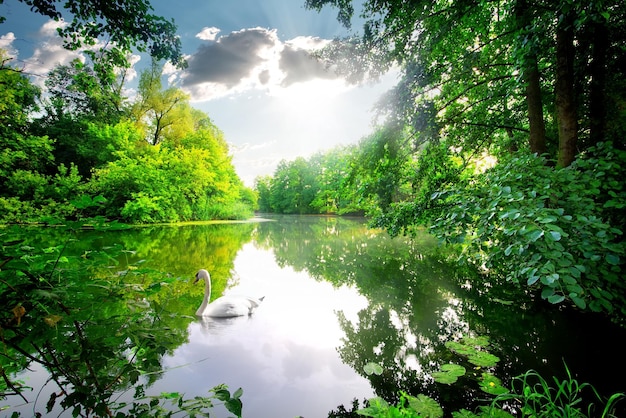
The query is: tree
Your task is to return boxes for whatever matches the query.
[131,62,191,146]
[0,53,88,222]
[87,114,254,223]
[0,53,53,183]
[0,0,185,70]
[43,59,125,123]
[254,176,272,212]
[306,0,626,162]
[32,59,128,177]
[305,1,626,317]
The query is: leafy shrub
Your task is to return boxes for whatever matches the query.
[429,143,625,318]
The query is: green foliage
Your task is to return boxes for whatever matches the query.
[431,364,466,385]
[429,143,626,318]
[1,0,185,70]
[88,130,252,222]
[112,385,243,417]
[307,0,626,162]
[255,128,415,217]
[364,362,384,376]
[354,335,622,418]
[42,59,124,124]
[433,336,506,397]
[0,219,243,417]
[0,60,54,181]
[132,62,192,146]
[301,0,626,326]
[0,56,253,225]
[491,366,625,418]
[357,393,443,418]
[372,141,466,236]
[257,146,367,215]
[0,164,84,223]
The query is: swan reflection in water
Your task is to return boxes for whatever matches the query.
[196,314,253,335]
[194,269,264,317]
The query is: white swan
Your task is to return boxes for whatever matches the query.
[194,269,264,317]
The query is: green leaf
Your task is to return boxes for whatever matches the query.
[407,394,444,418]
[527,275,540,286]
[212,389,230,401]
[547,231,562,241]
[479,373,509,395]
[225,398,243,417]
[538,216,557,223]
[527,229,544,242]
[566,284,583,294]
[561,275,577,285]
[232,388,243,399]
[364,362,383,376]
[571,295,587,309]
[548,294,565,304]
[445,341,476,356]
[544,273,559,284]
[476,406,516,417]
[432,371,459,384]
[357,397,390,417]
[541,287,555,299]
[568,266,582,278]
[606,254,620,265]
[467,351,500,368]
[432,363,466,384]
[452,410,480,418]
[462,336,490,348]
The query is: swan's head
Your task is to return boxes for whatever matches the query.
[194,269,210,284]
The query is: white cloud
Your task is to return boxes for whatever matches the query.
[124,54,142,81]
[0,32,17,58]
[179,27,340,102]
[196,26,221,41]
[287,36,330,51]
[21,20,83,80]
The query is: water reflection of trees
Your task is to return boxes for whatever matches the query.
[1,222,255,416]
[255,215,481,409]
[254,215,626,415]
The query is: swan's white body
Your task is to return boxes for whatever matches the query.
[194,269,264,317]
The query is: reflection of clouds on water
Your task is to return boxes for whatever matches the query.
[153,243,372,418]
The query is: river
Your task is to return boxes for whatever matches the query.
[1,215,624,417]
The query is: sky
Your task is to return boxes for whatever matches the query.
[0,0,397,186]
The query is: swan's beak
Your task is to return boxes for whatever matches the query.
[193,273,200,284]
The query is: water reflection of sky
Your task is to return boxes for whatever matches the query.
[148,242,373,418]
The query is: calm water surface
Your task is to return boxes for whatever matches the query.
[150,242,372,418]
[3,215,625,417]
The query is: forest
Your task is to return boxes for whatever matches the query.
[1,40,255,224]
[258,0,626,324]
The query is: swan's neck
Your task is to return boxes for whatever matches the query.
[196,279,211,316]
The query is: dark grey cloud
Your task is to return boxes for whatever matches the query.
[181,28,342,100]
[278,43,338,87]
[182,27,277,88]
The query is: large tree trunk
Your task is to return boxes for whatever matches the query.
[515,0,546,155]
[555,17,578,167]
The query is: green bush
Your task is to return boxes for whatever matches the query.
[428,143,625,318]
